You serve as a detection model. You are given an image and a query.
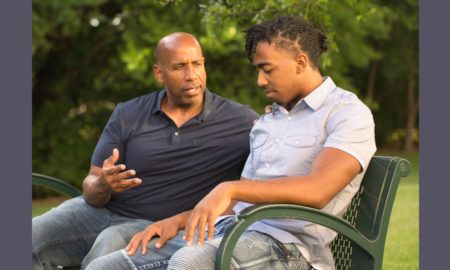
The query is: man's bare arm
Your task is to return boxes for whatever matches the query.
[83,148,142,206]
[227,147,361,208]
[184,147,361,246]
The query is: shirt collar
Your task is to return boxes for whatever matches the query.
[150,88,213,122]
[271,77,336,114]
[201,88,213,121]
[302,76,336,111]
[150,89,165,115]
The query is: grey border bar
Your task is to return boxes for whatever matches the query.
[420,0,450,268]
[0,0,32,268]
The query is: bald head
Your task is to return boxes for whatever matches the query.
[155,32,203,65]
[152,32,207,109]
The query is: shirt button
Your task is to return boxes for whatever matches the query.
[275,139,280,143]
[174,131,179,136]
[265,163,270,168]
[288,116,292,121]
[295,140,300,145]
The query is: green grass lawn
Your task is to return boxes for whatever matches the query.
[32,196,69,217]
[32,151,419,269]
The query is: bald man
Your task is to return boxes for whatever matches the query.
[32,32,259,270]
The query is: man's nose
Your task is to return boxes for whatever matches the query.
[184,64,196,81]
[257,71,268,87]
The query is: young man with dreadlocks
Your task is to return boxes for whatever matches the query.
[171,16,377,270]
[86,16,376,270]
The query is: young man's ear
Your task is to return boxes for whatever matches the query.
[296,53,308,73]
[153,64,164,84]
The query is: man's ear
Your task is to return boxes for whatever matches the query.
[153,64,164,84]
[296,53,308,73]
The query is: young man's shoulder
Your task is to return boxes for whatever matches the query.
[329,87,372,115]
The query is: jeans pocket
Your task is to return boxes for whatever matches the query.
[214,215,238,236]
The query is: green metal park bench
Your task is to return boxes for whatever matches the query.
[32,173,81,270]
[215,156,411,270]
[32,173,82,198]
[32,155,410,270]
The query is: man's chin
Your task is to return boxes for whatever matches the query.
[179,92,204,107]
[266,96,280,104]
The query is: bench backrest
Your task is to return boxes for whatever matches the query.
[330,156,411,269]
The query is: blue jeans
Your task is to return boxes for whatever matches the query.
[86,216,313,270]
[32,196,153,270]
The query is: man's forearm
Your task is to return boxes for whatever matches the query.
[225,178,321,207]
[224,148,362,209]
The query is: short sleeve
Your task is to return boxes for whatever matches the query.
[91,103,126,167]
[324,101,377,171]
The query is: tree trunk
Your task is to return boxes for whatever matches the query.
[403,68,418,152]
[366,60,379,102]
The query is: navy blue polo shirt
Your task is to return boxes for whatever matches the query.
[91,89,259,221]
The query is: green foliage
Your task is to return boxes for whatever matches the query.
[33,0,210,192]
[33,0,419,196]
[198,0,418,147]
[199,0,394,93]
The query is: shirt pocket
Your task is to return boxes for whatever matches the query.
[192,139,226,147]
[249,133,270,166]
[251,133,269,149]
[283,135,319,174]
[285,135,317,148]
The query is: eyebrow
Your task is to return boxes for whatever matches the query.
[174,58,204,64]
[171,59,203,67]
[255,62,272,68]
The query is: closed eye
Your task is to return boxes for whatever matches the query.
[255,63,273,74]
[174,64,185,70]
[256,67,273,74]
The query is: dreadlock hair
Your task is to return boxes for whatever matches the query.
[244,15,328,69]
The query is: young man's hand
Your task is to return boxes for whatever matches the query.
[183,182,234,246]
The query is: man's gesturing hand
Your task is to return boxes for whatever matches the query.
[100,148,142,193]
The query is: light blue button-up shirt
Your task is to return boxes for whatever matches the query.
[233,77,377,270]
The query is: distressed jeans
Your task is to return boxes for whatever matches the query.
[86,216,313,270]
[32,196,153,270]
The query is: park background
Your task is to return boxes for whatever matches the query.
[31,0,419,269]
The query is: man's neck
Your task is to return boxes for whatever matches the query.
[300,71,324,98]
[283,71,324,111]
[162,96,204,128]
